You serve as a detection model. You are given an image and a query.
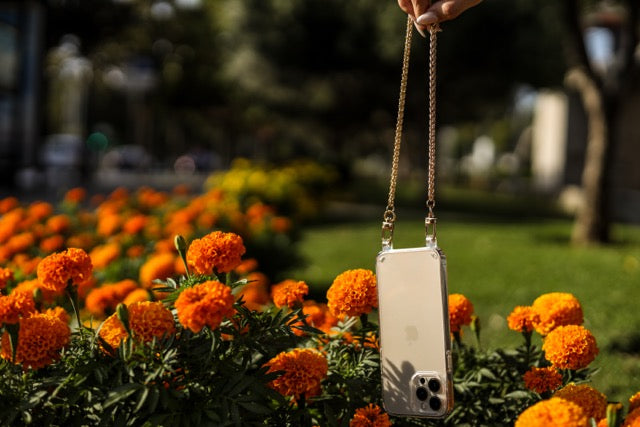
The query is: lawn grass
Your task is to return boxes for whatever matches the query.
[287,212,640,403]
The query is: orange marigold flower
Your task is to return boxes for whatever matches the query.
[7,232,36,256]
[139,252,176,288]
[126,245,146,258]
[186,231,246,275]
[122,214,149,235]
[97,214,121,237]
[0,290,36,325]
[98,301,175,352]
[630,392,640,413]
[10,254,40,277]
[508,305,536,333]
[523,366,563,394]
[237,272,270,311]
[515,397,588,427]
[271,216,292,234]
[543,325,599,371]
[89,242,121,269]
[123,288,151,305]
[43,306,71,324]
[0,196,19,214]
[37,248,93,293]
[235,258,259,275]
[449,293,475,333]
[624,407,640,427]
[0,312,70,370]
[85,279,140,317]
[554,384,607,421]
[264,348,328,401]
[326,269,378,318]
[45,214,71,234]
[65,232,94,251]
[532,292,583,336]
[64,187,87,204]
[349,403,392,427]
[174,281,235,333]
[0,267,14,289]
[271,279,309,309]
[301,300,338,334]
[39,235,65,253]
[12,278,61,303]
[27,201,53,221]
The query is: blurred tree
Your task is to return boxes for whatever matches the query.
[559,0,639,245]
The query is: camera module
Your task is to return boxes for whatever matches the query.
[428,378,441,393]
[416,386,429,401]
[429,396,442,411]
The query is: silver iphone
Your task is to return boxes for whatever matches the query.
[375,246,453,418]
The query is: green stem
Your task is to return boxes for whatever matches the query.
[6,323,20,364]
[65,282,83,338]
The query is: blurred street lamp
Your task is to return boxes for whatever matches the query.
[582,2,626,83]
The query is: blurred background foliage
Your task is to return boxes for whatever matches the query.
[42,0,565,167]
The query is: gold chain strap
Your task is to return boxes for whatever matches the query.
[382,15,440,250]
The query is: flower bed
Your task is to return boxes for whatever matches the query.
[0,185,638,426]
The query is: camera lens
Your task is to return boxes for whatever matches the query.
[428,378,441,393]
[416,387,429,401]
[429,396,442,411]
[419,377,426,385]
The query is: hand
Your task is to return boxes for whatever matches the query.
[398,0,482,34]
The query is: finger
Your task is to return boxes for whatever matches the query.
[411,0,431,18]
[417,0,482,25]
[397,0,415,17]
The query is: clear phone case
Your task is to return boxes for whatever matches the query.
[375,246,453,418]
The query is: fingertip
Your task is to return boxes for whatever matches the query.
[416,11,438,26]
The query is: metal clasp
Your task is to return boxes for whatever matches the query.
[382,221,394,251]
[425,216,437,248]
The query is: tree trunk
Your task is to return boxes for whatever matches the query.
[565,67,610,244]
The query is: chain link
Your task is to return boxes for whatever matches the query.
[384,15,413,224]
[427,23,440,216]
[382,15,440,248]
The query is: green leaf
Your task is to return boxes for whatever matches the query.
[504,390,532,400]
[104,383,144,409]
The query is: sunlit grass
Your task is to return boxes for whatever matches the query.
[288,214,640,403]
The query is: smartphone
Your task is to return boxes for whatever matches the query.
[375,246,453,418]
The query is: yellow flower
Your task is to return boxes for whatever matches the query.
[264,348,328,401]
[523,366,563,394]
[98,301,175,352]
[0,312,70,370]
[186,231,246,275]
[515,397,588,427]
[37,248,93,293]
[532,292,583,336]
[271,279,309,309]
[507,305,536,333]
[542,325,599,370]
[326,269,378,318]
[449,293,474,333]
[554,384,607,422]
[349,403,392,427]
[174,281,235,333]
